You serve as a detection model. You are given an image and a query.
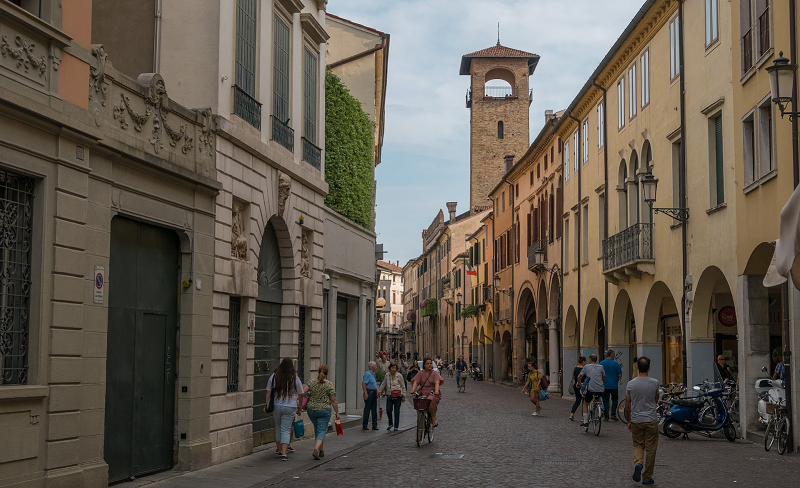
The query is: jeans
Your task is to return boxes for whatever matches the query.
[273,405,296,445]
[307,409,331,441]
[363,389,377,428]
[631,421,659,482]
[603,388,619,419]
[571,389,583,414]
[386,397,402,427]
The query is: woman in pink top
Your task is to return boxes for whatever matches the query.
[410,357,444,426]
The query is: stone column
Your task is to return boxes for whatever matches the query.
[548,319,561,392]
[515,321,526,385]
[537,323,547,373]
[737,274,771,440]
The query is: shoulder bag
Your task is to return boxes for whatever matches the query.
[265,375,276,413]
[390,374,403,398]
[539,373,550,390]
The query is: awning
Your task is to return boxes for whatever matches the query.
[764,183,800,289]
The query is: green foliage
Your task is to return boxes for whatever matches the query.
[375,367,386,385]
[459,304,480,319]
[324,71,375,228]
[421,298,438,317]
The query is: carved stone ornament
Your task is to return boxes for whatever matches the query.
[197,108,215,154]
[112,73,194,155]
[300,233,310,278]
[231,203,248,261]
[89,45,108,105]
[277,173,291,217]
[1,35,46,79]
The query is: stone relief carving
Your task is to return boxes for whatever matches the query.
[1,35,46,78]
[112,73,194,155]
[231,203,248,261]
[277,173,291,217]
[89,45,108,105]
[49,53,60,71]
[197,108,215,154]
[300,233,310,278]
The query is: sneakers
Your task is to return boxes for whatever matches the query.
[371,426,379,430]
[393,428,399,431]
[279,455,289,462]
[287,445,295,453]
[312,449,320,460]
[633,463,643,482]
[532,412,538,416]
[642,480,655,485]
[386,425,392,430]
[610,416,619,421]
[579,422,589,427]
[319,450,324,458]
[569,414,574,421]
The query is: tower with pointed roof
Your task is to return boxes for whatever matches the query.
[461,41,539,214]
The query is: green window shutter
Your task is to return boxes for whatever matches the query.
[273,15,290,123]
[235,0,257,96]
[303,48,317,144]
[715,116,724,205]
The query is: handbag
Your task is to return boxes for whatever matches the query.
[334,418,344,436]
[265,376,275,413]
[389,374,403,398]
[301,394,309,410]
[568,382,576,395]
[293,416,305,439]
[539,390,549,401]
[540,374,550,390]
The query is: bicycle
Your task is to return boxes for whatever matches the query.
[585,393,602,436]
[765,398,791,455]
[413,394,435,447]
[457,372,467,393]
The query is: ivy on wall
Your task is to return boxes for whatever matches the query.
[459,304,480,319]
[324,71,375,228]
[421,298,438,317]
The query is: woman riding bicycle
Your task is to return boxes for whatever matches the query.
[409,357,443,427]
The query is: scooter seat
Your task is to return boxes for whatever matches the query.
[673,398,704,408]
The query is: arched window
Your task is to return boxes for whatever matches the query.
[642,141,653,223]
[498,121,504,139]
[618,160,628,230]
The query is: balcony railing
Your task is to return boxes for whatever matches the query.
[233,85,262,130]
[602,223,654,273]
[271,115,294,152]
[743,29,753,72]
[527,239,547,271]
[302,137,321,170]
[758,10,770,57]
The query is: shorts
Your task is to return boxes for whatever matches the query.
[584,391,603,404]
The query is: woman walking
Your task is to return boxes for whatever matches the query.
[407,361,420,383]
[265,358,304,461]
[305,365,339,460]
[409,357,443,427]
[569,356,587,421]
[378,362,406,431]
[522,361,543,416]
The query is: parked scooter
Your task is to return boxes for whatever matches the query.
[662,383,737,441]
[756,366,784,426]
[470,362,483,381]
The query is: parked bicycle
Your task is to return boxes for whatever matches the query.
[763,392,791,455]
[413,393,435,447]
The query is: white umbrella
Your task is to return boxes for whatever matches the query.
[764,183,800,289]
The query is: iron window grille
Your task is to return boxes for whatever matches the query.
[273,14,292,151]
[0,168,34,385]
[234,0,260,129]
[233,85,262,130]
[302,138,321,170]
[227,296,241,392]
[272,116,295,152]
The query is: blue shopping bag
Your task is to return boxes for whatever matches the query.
[539,389,549,401]
[293,417,305,439]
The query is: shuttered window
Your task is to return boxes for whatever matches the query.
[304,48,318,144]
[714,115,724,205]
[236,0,257,96]
[273,15,291,123]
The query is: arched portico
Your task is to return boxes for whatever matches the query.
[517,285,537,373]
[563,306,579,376]
[642,281,681,384]
[610,289,636,384]
[689,266,737,385]
[582,298,603,358]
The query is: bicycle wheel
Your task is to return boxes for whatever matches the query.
[729,397,740,423]
[593,403,602,436]
[765,418,776,452]
[427,415,435,444]
[618,404,628,424]
[416,411,425,447]
[777,419,789,455]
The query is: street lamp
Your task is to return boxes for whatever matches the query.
[642,171,689,223]
[766,52,798,120]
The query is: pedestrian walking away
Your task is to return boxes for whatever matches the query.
[600,349,623,421]
[265,358,304,461]
[378,362,407,431]
[305,364,339,460]
[577,354,605,428]
[409,357,444,427]
[626,356,661,485]
[570,356,587,421]
[362,361,379,430]
[522,361,542,416]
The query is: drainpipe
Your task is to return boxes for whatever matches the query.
[593,81,609,354]
[568,112,582,357]
[154,0,163,72]
[678,0,689,385]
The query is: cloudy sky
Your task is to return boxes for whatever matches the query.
[328,0,644,266]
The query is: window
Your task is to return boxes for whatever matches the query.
[530,170,534,185]
[598,193,606,255]
[672,140,683,215]
[583,120,589,163]
[234,0,260,129]
[743,99,775,188]
[502,192,506,211]
[0,168,34,385]
[550,146,555,165]
[705,0,719,47]
[742,0,772,72]
[582,205,589,264]
[597,102,604,148]
[544,154,548,169]
[628,64,637,119]
[9,0,41,17]
[617,77,625,129]
[640,50,650,108]
[515,183,519,198]
[273,14,293,149]
[564,218,570,270]
[558,138,562,153]
[498,121,504,139]
[573,131,579,173]
[757,99,774,177]
[670,16,680,80]
[564,140,570,182]
[227,297,242,392]
[536,164,540,180]
[393,291,396,304]
[573,214,579,270]
[509,190,513,206]
[302,47,320,169]
[709,114,724,206]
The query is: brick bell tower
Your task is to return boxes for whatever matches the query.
[461,41,539,214]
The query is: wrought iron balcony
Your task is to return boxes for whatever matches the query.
[602,223,655,281]
[233,85,261,130]
[271,115,294,152]
[527,239,547,271]
[302,137,321,170]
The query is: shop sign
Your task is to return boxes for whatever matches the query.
[718,306,737,327]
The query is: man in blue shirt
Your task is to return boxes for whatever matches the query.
[600,349,623,421]
[362,361,379,430]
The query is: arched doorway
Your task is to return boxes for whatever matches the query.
[493,330,502,381]
[643,281,681,384]
[516,286,537,367]
[501,330,512,381]
[611,289,636,385]
[252,220,284,446]
[583,298,603,358]
[563,306,579,377]
[690,266,737,385]
[536,280,548,374]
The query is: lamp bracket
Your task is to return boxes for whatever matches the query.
[652,207,689,223]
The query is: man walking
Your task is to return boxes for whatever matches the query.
[625,356,660,485]
[362,361,379,430]
[576,354,605,428]
[600,349,623,421]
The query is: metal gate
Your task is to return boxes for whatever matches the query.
[104,217,178,484]
[253,221,283,446]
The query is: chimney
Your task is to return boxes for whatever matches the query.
[544,109,554,125]
[446,202,457,222]
[504,154,515,173]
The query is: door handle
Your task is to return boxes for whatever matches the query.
[255,362,260,372]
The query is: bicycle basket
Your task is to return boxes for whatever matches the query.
[414,396,432,410]
[766,403,777,415]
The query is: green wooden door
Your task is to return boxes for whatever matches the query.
[105,217,178,483]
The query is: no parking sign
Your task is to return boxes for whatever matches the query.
[94,265,105,304]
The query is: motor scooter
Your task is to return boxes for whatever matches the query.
[470,362,483,381]
[756,366,784,426]
[662,384,737,441]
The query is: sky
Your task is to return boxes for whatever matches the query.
[328,0,645,266]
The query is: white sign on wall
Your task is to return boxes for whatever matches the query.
[93,265,105,304]
[248,312,255,343]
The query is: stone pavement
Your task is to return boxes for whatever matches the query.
[126,377,800,487]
